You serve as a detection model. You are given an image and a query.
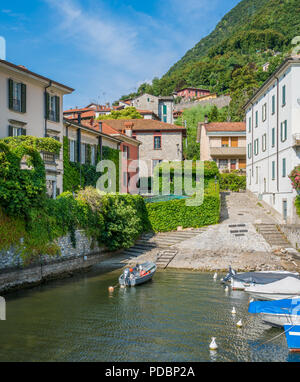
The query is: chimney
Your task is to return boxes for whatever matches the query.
[99,121,102,132]
[124,122,134,137]
[0,36,6,60]
[204,114,208,124]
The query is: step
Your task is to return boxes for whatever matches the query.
[134,243,158,249]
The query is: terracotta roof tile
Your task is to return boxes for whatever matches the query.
[204,122,246,132]
[98,119,186,132]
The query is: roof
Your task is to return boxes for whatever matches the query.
[177,87,210,92]
[202,122,246,132]
[244,56,300,109]
[101,123,141,145]
[98,119,186,132]
[0,59,74,93]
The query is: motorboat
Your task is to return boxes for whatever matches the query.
[119,262,157,287]
[249,298,300,327]
[245,277,300,301]
[222,267,299,290]
[284,325,300,352]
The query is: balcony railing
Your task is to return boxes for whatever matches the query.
[42,152,57,164]
[210,147,246,157]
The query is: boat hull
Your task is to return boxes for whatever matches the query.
[119,262,157,287]
[284,325,300,352]
[246,292,300,301]
[261,313,300,328]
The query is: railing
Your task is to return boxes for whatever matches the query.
[42,152,56,164]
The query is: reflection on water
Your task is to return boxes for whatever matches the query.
[0,269,299,362]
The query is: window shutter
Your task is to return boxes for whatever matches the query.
[21,84,26,113]
[55,96,60,122]
[284,121,287,140]
[8,79,14,110]
[8,125,13,136]
[45,92,50,119]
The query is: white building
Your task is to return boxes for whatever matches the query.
[0,59,74,197]
[245,56,300,223]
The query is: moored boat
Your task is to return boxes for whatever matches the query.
[249,298,300,327]
[284,325,300,352]
[222,267,299,291]
[245,277,300,301]
[119,262,157,287]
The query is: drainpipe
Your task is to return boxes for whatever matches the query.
[250,102,254,177]
[44,81,52,137]
[274,75,280,193]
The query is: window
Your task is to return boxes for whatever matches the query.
[163,116,167,123]
[69,140,75,162]
[8,125,26,137]
[221,137,229,147]
[262,103,267,122]
[282,158,286,178]
[154,136,162,150]
[219,160,228,170]
[282,85,286,106]
[248,143,252,159]
[248,117,252,133]
[46,93,60,122]
[8,79,26,113]
[255,111,258,127]
[254,139,259,156]
[272,128,275,147]
[281,120,287,142]
[163,104,167,115]
[262,134,267,152]
[272,95,276,115]
[272,161,276,180]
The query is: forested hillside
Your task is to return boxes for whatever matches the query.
[120,0,300,120]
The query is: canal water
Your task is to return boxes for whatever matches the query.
[0,268,299,362]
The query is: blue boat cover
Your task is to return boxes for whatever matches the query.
[249,298,300,315]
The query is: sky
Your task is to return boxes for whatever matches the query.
[0,0,241,109]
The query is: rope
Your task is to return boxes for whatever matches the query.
[254,324,296,350]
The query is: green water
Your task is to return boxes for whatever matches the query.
[0,268,299,362]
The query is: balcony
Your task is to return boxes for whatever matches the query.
[210,147,246,158]
[292,134,300,146]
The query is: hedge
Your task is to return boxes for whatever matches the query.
[146,180,220,232]
[219,173,246,192]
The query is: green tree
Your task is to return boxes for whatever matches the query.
[99,107,143,120]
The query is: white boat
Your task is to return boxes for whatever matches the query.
[245,277,300,301]
[222,267,299,290]
[249,298,300,327]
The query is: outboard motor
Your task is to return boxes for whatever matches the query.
[221,266,236,283]
[123,268,130,286]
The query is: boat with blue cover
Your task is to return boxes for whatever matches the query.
[119,262,157,287]
[284,325,300,352]
[249,298,300,327]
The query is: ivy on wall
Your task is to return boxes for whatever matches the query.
[63,137,121,193]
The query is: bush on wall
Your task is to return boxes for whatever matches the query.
[146,179,220,232]
[219,172,246,192]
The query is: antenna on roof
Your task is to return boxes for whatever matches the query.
[0,36,6,60]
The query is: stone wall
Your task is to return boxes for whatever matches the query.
[174,95,231,111]
[280,225,300,250]
[0,230,111,294]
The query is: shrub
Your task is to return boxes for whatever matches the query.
[219,172,246,192]
[289,166,300,192]
[146,180,220,232]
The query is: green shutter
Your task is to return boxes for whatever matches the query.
[21,84,26,113]
[283,158,286,177]
[8,125,13,136]
[282,86,286,106]
[284,120,287,141]
[45,92,50,119]
[55,96,60,122]
[272,128,275,147]
[272,95,275,114]
[8,79,13,110]
[272,162,275,180]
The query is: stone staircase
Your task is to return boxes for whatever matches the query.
[121,229,206,261]
[256,224,291,248]
[156,250,178,269]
